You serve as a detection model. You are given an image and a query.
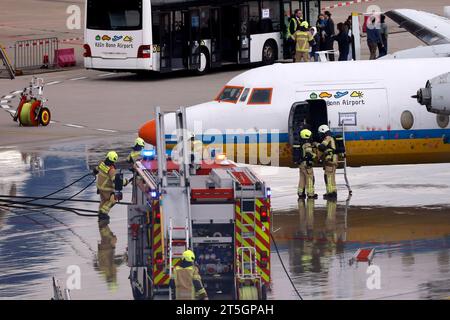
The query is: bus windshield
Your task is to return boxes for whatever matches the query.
[87,0,143,31]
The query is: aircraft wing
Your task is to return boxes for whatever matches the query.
[385,9,450,45]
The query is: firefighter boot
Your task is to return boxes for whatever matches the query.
[298,190,306,199]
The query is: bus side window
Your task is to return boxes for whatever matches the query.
[200,8,210,39]
[152,12,160,44]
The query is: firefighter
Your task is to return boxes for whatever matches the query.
[286,9,304,59]
[317,125,338,199]
[298,129,318,199]
[169,250,208,300]
[294,21,315,62]
[127,137,145,166]
[93,151,128,221]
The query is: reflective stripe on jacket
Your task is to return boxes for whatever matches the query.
[170,264,207,300]
[294,31,313,52]
[320,135,337,164]
[300,142,316,167]
[127,150,141,164]
[96,161,116,192]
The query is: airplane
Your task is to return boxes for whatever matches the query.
[139,57,450,168]
[381,8,450,59]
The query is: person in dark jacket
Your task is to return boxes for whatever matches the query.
[332,22,351,61]
[310,27,320,61]
[316,13,328,52]
[324,11,335,61]
[366,17,384,60]
[378,14,388,57]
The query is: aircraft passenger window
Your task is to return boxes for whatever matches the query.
[401,110,414,130]
[216,86,244,103]
[240,88,250,102]
[437,114,449,128]
[248,88,273,105]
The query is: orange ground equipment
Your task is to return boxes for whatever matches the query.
[13,77,51,126]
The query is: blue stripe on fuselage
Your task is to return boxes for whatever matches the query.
[165,128,450,145]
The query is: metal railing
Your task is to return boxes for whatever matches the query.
[14,37,58,70]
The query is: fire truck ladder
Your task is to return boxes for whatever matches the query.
[231,168,261,293]
[168,217,190,300]
[156,106,193,300]
[336,122,352,196]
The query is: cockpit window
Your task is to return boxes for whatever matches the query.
[240,88,250,102]
[248,88,273,105]
[215,86,244,103]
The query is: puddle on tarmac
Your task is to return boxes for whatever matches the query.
[0,140,449,299]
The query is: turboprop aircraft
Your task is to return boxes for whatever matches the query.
[139,57,450,168]
[382,8,450,59]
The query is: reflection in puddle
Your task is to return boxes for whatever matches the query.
[94,220,126,293]
[270,200,450,300]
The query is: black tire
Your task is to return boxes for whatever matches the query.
[262,40,277,65]
[38,107,51,126]
[130,268,153,300]
[142,272,153,300]
[195,47,210,76]
[261,283,268,300]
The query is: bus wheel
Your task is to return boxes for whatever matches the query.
[195,48,210,75]
[262,40,277,65]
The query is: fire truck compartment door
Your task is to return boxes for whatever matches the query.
[191,204,234,223]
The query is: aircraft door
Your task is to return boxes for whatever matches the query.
[187,9,201,70]
[238,5,251,64]
[159,12,172,72]
[210,7,222,68]
[288,100,328,162]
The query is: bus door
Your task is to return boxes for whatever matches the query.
[238,5,250,64]
[187,9,201,70]
[210,7,222,68]
[159,11,172,72]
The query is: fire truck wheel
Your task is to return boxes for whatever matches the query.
[143,272,153,300]
[261,284,267,300]
[239,286,259,300]
[39,107,51,126]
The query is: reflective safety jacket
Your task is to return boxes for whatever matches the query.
[169,262,207,300]
[127,150,141,164]
[287,17,302,40]
[300,142,316,167]
[294,30,314,53]
[96,161,116,192]
[319,135,337,164]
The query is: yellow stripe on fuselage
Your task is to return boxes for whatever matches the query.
[185,138,450,167]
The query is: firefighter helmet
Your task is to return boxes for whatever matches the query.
[135,137,145,147]
[182,250,196,262]
[300,21,309,29]
[106,151,118,163]
[318,125,330,134]
[300,129,312,140]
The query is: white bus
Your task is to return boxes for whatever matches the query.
[84,0,321,74]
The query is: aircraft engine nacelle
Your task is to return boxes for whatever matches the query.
[414,72,450,115]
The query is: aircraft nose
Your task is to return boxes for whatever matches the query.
[139,119,156,146]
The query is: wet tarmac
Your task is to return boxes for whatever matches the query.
[1,139,449,300]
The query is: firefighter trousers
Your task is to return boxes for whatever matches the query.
[298,165,315,196]
[99,191,116,215]
[324,164,337,194]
